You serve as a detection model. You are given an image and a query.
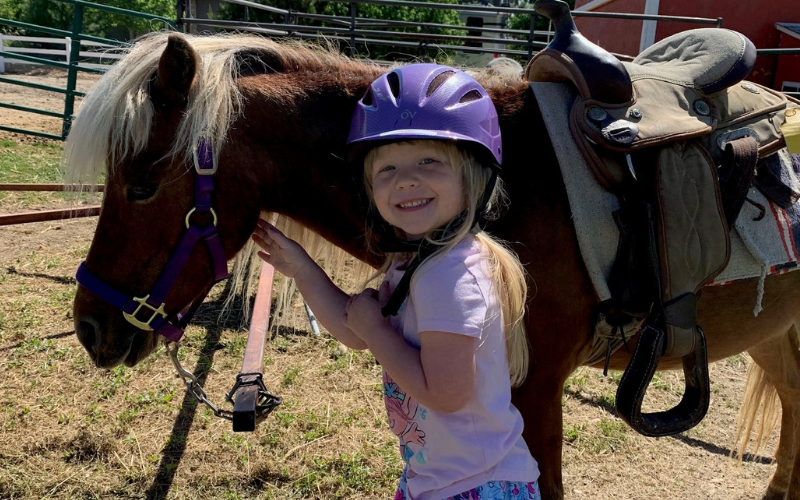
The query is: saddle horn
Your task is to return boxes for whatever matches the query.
[525,0,633,104]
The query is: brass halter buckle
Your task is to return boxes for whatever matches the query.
[123,294,168,330]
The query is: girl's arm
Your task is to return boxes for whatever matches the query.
[345,289,477,412]
[252,221,367,350]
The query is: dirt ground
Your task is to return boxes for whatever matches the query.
[0,65,101,141]
[0,67,785,499]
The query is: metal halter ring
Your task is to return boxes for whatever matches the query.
[185,207,218,228]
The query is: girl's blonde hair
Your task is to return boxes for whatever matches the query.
[363,140,529,387]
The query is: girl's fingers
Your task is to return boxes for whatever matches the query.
[252,233,272,253]
[258,223,293,249]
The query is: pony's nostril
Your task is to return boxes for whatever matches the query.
[75,318,100,354]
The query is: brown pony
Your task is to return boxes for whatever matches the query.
[65,33,800,500]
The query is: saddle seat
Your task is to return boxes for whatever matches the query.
[627,28,755,95]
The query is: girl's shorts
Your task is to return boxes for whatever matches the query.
[394,477,541,500]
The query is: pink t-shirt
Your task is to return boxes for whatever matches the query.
[382,235,539,500]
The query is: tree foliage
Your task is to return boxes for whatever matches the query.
[216,0,465,62]
[1,0,175,39]
[507,0,574,31]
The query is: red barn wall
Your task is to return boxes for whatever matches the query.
[656,3,800,86]
[573,0,647,57]
[775,32,800,90]
[572,0,800,88]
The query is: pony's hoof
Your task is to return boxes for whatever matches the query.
[762,484,786,500]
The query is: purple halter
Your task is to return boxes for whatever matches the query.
[75,138,229,342]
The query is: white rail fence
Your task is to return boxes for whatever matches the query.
[0,34,123,73]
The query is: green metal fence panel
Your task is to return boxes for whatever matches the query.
[0,18,126,46]
[0,101,68,119]
[0,0,178,140]
[0,124,62,141]
[0,76,86,97]
[58,0,177,30]
[0,51,105,73]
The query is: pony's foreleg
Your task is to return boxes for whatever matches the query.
[514,373,568,500]
[746,324,800,500]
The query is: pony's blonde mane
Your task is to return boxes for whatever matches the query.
[63,32,360,184]
[62,32,378,331]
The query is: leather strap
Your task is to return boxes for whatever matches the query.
[719,136,759,228]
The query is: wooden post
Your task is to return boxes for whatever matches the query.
[189,0,198,35]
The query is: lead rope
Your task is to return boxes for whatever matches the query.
[168,341,234,420]
[167,342,282,424]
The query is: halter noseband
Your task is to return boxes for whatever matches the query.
[75,139,229,342]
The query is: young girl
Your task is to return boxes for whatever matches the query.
[252,64,539,500]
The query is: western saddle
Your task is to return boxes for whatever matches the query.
[526,0,800,436]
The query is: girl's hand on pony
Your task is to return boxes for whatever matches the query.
[252,220,313,280]
[344,282,391,342]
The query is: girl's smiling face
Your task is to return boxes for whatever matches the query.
[369,142,465,240]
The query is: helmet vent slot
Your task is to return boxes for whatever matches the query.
[459,90,483,103]
[426,70,456,97]
[362,88,374,107]
[387,72,401,98]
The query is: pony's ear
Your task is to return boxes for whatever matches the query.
[150,34,198,108]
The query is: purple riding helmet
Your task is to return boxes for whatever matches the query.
[347,63,502,166]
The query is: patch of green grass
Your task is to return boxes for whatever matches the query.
[564,423,586,443]
[94,365,131,400]
[596,391,616,410]
[0,140,63,183]
[565,373,587,393]
[7,299,45,330]
[273,410,295,428]
[282,365,301,387]
[17,337,55,353]
[594,417,628,452]
[342,408,368,427]
[84,403,104,424]
[0,139,103,208]
[650,374,685,396]
[223,334,248,358]
[126,388,176,411]
[296,452,388,497]
[563,418,628,454]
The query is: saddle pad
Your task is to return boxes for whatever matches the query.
[531,82,799,316]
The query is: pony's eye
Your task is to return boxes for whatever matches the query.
[127,183,159,202]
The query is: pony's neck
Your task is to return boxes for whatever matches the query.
[232,64,385,264]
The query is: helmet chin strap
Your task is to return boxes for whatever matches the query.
[379,165,499,317]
